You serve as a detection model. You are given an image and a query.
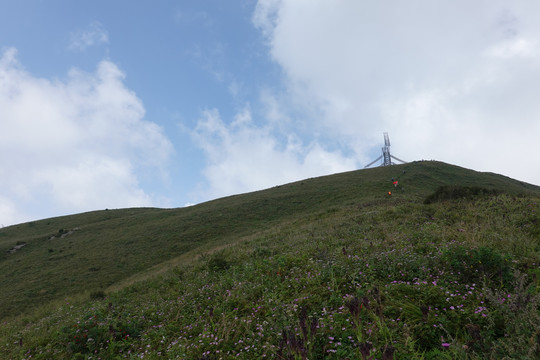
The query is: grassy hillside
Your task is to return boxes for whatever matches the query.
[1,161,540,359]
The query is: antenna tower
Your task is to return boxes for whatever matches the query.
[364,132,407,168]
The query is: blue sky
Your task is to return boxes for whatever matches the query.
[2,0,540,226]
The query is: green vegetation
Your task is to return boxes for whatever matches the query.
[1,161,539,359]
[423,185,501,204]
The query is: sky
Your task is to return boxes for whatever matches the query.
[2,0,540,226]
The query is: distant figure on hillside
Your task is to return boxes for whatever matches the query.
[393,181,398,187]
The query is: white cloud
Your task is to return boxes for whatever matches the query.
[0,48,173,225]
[485,37,538,59]
[69,21,109,51]
[191,107,356,201]
[0,196,19,228]
[252,0,282,38]
[252,0,540,186]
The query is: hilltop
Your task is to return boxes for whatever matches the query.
[1,161,539,359]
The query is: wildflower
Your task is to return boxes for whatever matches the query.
[442,342,450,348]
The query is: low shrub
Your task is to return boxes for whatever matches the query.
[60,311,143,355]
[89,290,106,300]
[424,185,501,204]
[207,254,230,271]
[443,246,513,287]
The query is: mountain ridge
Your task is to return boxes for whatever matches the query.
[2,160,540,359]
[1,160,539,320]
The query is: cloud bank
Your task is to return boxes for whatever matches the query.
[249,0,540,185]
[0,48,172,225]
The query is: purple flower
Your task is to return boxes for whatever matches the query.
[442,342,450,348]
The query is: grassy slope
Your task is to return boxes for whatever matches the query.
[1,161,540,359]
[1,161,535,319]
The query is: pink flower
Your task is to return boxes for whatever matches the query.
[442,342,450,348]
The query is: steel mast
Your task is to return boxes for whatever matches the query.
[364,132,407,168]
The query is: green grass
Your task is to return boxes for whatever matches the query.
[1,161,540,359]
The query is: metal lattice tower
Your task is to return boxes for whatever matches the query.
[382,132,391,166]
[364,132,407,168]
